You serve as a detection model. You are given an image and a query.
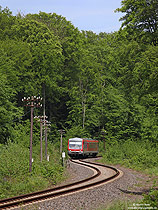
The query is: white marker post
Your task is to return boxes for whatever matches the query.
[47,155,50,161]
[62,152,65,167]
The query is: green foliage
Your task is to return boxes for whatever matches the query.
[0,6,158,210]
[98,195,158,210]
[97,200,130,210]
[0,140,64,199]
[116,0,158,45]
[39,161,63,185]
[101,140,158,174]
[0,6,15,40]
[65,126,91,139]
[100,140,158,209]
[0,4,158,201]
[0,71,22,143]
[0,141,29,198]
[0,39,33,93]
[143,190,158,208]
[0,4,158,145]
[0,141,29,177]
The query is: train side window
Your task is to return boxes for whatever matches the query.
[89,142,98,149]
[84,142,88,149]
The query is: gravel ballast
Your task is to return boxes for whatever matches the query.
[15,159,156,210]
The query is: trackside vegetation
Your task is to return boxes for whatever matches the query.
[100,140,158,175]
[99,140,158,209]
[0,140,64,199]
[0,0,158,208]
[97,140,158,210]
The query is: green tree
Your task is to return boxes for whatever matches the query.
[0,40,33,95]
[116,0,158,45]
[26,12,85,129]
[67,32,102,132]
[12,17,64,127]
[133,45,158,142]
[0,6,16,40]
[0,72,22,143]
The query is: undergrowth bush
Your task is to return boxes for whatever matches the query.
[101,140,158,174]
[98,140,158,210]
[0,140,64,199]
[143,190,158,208]
[97,200,133,210]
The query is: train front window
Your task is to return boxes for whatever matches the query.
[69,141,82,149]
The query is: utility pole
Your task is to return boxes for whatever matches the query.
[42,85,49,160]
[44,120,51,160]
[34,115,45,162]
[58,129,65,153]
[22,96,42,172]
[101,129,107,151]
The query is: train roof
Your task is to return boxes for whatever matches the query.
[69,137,82,141]
[69,137,97,141]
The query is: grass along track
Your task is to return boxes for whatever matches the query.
[0,158,122,209]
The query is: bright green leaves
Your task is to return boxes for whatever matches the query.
[0,71,21,143]
[134,45,158,93]
[0,7,16,40]
[67,33,103,131]
[13,18,54,45]
[116,0,158,45]
[0,40,33,94]
[12,16,64,98]
[0,5,157,145]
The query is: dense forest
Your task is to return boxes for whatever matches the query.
[0,1,158,144]
[0,0,158,203]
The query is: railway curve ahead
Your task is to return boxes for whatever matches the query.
[0,158,123,210]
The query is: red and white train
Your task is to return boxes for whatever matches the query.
[68,137,99,157]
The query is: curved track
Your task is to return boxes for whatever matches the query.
[0,159,122,209]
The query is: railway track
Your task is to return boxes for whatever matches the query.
[0,158,122,209]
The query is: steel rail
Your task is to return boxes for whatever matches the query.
[0,159,120,209]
